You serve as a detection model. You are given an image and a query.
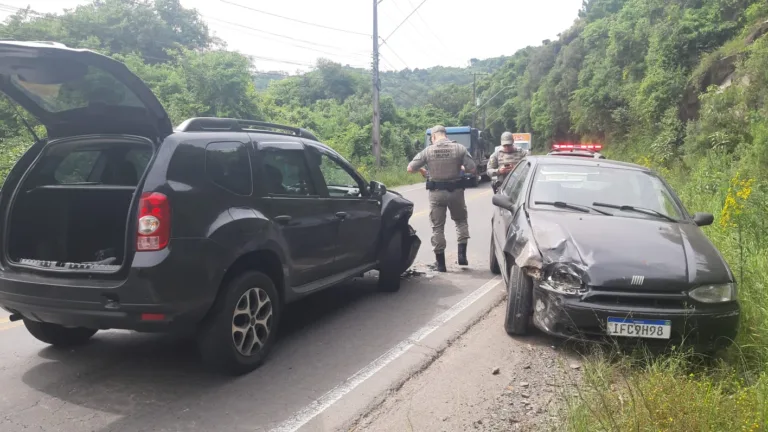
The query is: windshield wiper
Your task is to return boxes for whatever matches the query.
[534,201,613,216]
[592,202,677,222]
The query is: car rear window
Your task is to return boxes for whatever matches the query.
[529,164,683,220]
[10,65,144,113]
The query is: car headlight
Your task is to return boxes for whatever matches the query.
[540,266,586,295]
[688,283,737,303]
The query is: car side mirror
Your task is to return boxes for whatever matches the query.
[370,181,387,197]
[492,194,516,212]
[693,212,714,227]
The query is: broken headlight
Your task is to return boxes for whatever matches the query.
[539,265,587,295]
[688,283,737,303]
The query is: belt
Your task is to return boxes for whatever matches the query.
[426,180,463,191]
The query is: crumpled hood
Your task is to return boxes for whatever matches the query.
[527,211,732,290]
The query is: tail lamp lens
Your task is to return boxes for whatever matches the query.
[137,192,170,251]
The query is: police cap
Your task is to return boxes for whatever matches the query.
[500,131,514,146]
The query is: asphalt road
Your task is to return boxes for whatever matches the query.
[0,181,504,432]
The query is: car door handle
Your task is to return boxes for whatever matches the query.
[335,212,348,220]
[274,215,292,224]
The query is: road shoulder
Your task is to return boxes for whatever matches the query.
[349,304,583,432]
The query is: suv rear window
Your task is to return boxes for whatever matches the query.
[205,141,253,195]
[10,66,145,113]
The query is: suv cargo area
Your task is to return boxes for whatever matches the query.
[5,136,154,272]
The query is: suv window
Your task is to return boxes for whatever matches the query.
[318,153,363,198]
[205,141,253,195]
[261,149,316,196]
[54,150,100,184]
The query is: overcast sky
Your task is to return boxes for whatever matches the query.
[1,0,583,74]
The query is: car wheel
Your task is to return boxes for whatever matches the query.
[23,320,97,347]
[489,235,501,275]
[198,271,280,375]
[504,264,533,335]
[378,226,405,293]
[470,176,479,187]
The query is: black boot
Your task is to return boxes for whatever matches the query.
[458,243,468,266]
[434,253,447,272]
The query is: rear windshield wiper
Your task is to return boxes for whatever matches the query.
[534,201,613,216]
[592,202,677,222]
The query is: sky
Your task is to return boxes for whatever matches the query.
[0,0,584,74]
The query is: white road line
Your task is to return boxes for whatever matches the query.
[270,276,502,432]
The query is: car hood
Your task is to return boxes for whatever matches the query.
[0,41,172,140]
[528,211,733,291]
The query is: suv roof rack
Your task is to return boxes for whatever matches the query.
[175,117,320,142]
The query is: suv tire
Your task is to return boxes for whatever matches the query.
[198,271,281,375]
[504,264,533,335]
[23,320,97,347]
[378,227,405,292]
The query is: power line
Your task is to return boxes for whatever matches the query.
[248,54,316,68]
[0,3,40,16]
[221,0,371,37]
[205,16,368,54]
[379,40,409,69]
[382,0,439,64]
[403,0,452,53]
[204,16,371,65]
[381,0,429,44]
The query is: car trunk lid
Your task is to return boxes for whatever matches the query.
[0,41,172,141]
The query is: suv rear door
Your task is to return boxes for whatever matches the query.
[253,140,338,288]
[305,144,381,273]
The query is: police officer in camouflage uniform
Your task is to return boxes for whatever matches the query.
[407,125,477,272]
[487,131,525,193]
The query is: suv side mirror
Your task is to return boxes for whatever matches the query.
[370,181,387,197]
[693,212,714,227]
[492,194,516,212]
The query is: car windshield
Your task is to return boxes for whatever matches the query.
[529,163,684,220]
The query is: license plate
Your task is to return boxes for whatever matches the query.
[606,317,671,339]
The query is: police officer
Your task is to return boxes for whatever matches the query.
[407,125,476,272]
[487,131,525,192]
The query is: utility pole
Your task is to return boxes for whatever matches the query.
[470,72,487,129]
[472,74,477,128]
[372,0,381,167]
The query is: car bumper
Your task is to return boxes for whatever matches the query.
[0,239,228,332]
[532,288,740,351]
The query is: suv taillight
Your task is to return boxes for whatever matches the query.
[136,192,170,251]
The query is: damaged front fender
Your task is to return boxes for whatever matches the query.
[501,208,591,288]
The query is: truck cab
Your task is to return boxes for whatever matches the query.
[424,126,490,187]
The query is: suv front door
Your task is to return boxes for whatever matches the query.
[254,141,338,288]
[307,145,382,273]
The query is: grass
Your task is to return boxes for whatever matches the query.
[358,164,425,189]
[563,351,768,431]
[560,149,768,431]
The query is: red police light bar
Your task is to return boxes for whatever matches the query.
[552,143,603,151]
